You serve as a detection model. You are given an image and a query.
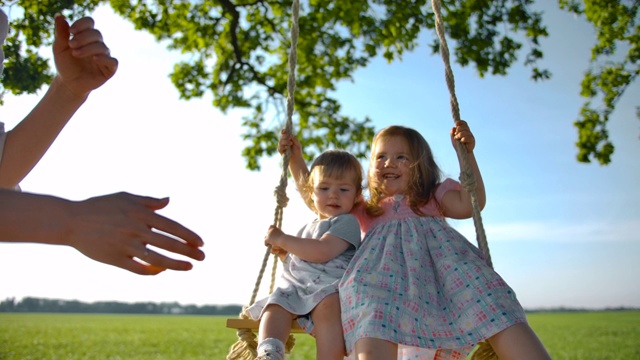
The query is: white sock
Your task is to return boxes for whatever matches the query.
[257,337,285,360]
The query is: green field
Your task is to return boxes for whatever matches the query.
[1,311,638,359]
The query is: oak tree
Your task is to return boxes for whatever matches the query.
[1,0,636,167]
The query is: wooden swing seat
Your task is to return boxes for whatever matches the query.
[226,318,305,333]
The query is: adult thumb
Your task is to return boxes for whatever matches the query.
[52,13,70,55]
[136,195,170,211]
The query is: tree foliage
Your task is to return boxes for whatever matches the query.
[559,0,639,164]
[1,0,635,167]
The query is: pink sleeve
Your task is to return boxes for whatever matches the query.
[435,178,462,202]
[350,201,370,235]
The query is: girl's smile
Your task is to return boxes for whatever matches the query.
[373,136,412,196]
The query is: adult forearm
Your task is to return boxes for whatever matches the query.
[0,76,87,187]
[0,190,70,245]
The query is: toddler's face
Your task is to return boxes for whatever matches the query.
[311,170,359,219]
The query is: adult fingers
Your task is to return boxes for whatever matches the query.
[136,246,195,272]
[52,14,71,54]
[115,243,192,274]
[92,54,119,80]
[145,229,205,261]
[146,211,204,249]
[68,34,109,58]
[126,193,170,211]
[95,247,166,276]
[68,16,96,35]
[111,193,203,249]
[120,257,167,275]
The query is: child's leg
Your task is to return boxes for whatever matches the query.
[353,338,397,360]
[257,304,295,360]
[309,293,345,360]
[488,322,551,360]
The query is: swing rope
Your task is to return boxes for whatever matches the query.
[431,0,497,359]
[228,1,496,358]
[430,0,492,269]
[225,1,300,359]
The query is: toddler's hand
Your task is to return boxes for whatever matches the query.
[264,225,285,248]
[278,129,302,156]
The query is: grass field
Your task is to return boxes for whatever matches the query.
[1,311,638,359]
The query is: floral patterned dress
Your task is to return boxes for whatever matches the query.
[340,179,527,359]
[246,213,361,333]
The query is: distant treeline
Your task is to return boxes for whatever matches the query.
[0,297,242,315]
[525,306,639,313]
[1,297,637,315]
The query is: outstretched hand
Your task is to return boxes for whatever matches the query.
[67,192,205,275]
[53,14,118,99]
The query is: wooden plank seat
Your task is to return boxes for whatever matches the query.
[226,318,305,333]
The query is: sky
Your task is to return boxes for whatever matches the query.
[0,4,638,311]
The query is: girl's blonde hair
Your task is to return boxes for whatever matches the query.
[366,125,443,217]
[300,149,363,213]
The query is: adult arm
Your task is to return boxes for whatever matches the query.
[0,190,205,275]
[0,15,117,188]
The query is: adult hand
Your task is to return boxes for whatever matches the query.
[53,14,118,99]
[66,192,205,275]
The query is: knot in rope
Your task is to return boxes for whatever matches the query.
[225,309,258,360]
[273,184,289,208]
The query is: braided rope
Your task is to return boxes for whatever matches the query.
[226,1,300,359]
[430,1,496,359]
[430,0,492,269]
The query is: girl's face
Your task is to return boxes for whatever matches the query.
[372,136,412,196]
[311,169,359,219]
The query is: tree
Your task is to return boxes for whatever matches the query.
[559,0,639,164]
[1,1,635,167]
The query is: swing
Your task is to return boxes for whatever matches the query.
[225,0,496,359]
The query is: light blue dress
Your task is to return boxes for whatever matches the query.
[247,213,361,333]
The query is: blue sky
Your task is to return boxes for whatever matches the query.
[1,4,638,310]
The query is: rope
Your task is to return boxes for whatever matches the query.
[226,1,300,359]
[430,1,496,359]
[430,0,492,268]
